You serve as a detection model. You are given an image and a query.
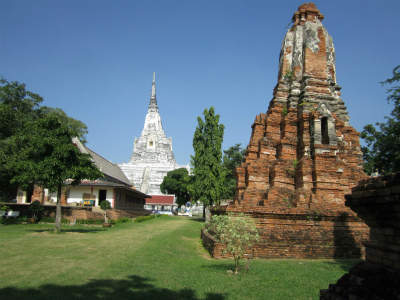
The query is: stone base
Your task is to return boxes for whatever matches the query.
[203,209,368,259]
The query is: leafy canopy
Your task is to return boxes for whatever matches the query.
[160,168,191,207]
[0,78,102,231]
[191,107,225,210]
[0,78,91,201]
[361,65,400,175]
[221,144,245,199]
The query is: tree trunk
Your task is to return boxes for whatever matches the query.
[54,183,62,233]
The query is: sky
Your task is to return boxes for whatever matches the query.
[1,0,399,167]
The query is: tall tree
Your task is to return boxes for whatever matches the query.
[221,144,246,200]
[191,107,225,218]
[160,168,191,207]
[361,65,400,175]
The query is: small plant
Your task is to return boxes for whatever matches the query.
[281,107,288,116]
[100,200,111,223]
[285,159,298,178]
[0,203,9,211]
[283,198,292,209]
[204,213,259,274]
[0,203,9,218]
[283,69,293,81]
[28,200,44,220]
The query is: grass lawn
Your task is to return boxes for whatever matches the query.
[0,216,358,300]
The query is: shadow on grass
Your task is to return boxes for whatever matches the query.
[0,275,226,300]
[322,259,362,272]
[188,217,206,223]
[27,228,106,234]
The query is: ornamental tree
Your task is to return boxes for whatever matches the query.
[191,107,225,218]
[204,213,259,274]
[100,200,111,223]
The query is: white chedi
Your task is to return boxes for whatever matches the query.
[119,73,189,195]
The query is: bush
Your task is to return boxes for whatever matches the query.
[28,200,44,219]
[75,219,103,225]
[133,214,163,223]
[204,213,259,274]
[115,217,131,224]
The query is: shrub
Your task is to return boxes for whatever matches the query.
[204,213,260,274]
[134,214,162,223]
[115,217,130,224]
[100,200,111,223]
[28,200,44,219]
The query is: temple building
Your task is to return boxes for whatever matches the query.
[203,3,369,259]
[119,73,190,195]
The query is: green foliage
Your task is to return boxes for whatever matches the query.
[100,200,111,210]
[281,107,288,116]
[0,78,90,202]
[28,200,44,219]
[0,203,9,211]
[283,69,293,81]
[115,217,131,224]
[41,107,88,145]
[0,78,43,200]
[0,78,103,232]
[134,214,159,222]
[204,212,260,273]
[191,107,225,211]
[100,200,111,223]
[221,144,245,199]
[361,65,400,175]
[75,219,104,225]
[160,168,191,206]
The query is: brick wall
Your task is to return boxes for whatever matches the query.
[320,172,400,299]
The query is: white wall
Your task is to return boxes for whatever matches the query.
[49,186,115,207]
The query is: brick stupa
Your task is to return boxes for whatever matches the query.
[208,3,369,259]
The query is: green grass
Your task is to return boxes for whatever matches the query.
[0,216,359,300]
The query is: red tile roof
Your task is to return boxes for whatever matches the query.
[145,195,175,205]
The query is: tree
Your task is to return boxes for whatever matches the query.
[160,168,191,207]
[42,107,89,145]
[0,78,90,202]
[0,78,43,201]
[0,78,102,232]
[361,65,400,175]
[191,107,225,218]
[9,114,103,232]
[204,212,259,274]
[221,144,246,199]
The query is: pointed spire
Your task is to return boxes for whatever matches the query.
[149,71,158,110]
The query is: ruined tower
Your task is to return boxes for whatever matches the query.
[207,3,369,259]
[119,73,189,195]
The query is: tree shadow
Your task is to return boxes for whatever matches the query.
[0,275,226,300]
[27,228,106,234]
[188,217,206,223]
